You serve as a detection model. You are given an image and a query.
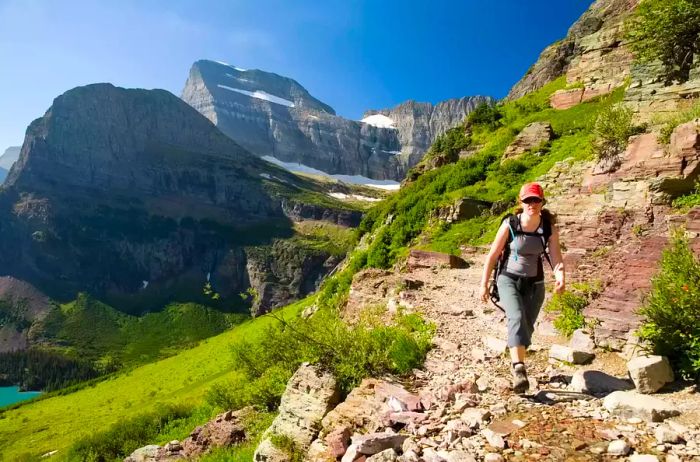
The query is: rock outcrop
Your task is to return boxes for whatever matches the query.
[508,0,639,101]
[254,363,340,461]
[362,98,490,175]
[0,83,356,313]
[0,276,53,352]
[502,122,553,160]
[125,407,254,461]
[181,60,489,181]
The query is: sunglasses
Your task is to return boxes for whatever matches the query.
[522,197,543,204]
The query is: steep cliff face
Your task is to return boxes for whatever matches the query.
[0,84,355,314]
[181,60,488,181]
[362,96,490,170]
[504,0,700,345]
[508,0,640,100]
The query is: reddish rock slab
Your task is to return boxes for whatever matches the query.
[407,250,468,269]
[383,411,428,426]
[550,88,585,110]
[550,85,614,110]
[182,408,249,457]
[325,425,352,458]
[374,381,423,412]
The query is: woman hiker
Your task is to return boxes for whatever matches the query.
[478,182,566,393]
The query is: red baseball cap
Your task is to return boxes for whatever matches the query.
[519,182,545,200]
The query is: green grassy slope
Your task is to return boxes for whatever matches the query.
[358,77,626,262]
[0,299,309,461]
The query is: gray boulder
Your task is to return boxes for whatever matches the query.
[603,391,680,422]
[549,344,594,364]
[569,329,595,353]
[570,369,634,394]
[255,364,340,461]
[627,355,674,393]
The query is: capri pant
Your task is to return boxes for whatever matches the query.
[496,274,546,348]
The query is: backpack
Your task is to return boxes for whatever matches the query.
[489,213,553,311]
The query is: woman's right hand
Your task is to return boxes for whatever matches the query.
[478,283,489,303]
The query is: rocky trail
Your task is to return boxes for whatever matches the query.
[126,252,700,462]
[299,256,700,462]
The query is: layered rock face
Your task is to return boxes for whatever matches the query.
[362,97,489,170]
[0,84,352,314]
[182,60,488,181]
[508,0,639,100]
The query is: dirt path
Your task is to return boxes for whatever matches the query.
[344,258,700,461]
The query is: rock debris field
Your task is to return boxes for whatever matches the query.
[316,261,700,462]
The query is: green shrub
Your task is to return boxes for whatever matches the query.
[210,308,434,410]
[671,180,700,211]
[658,100,700,144]
[592,103,636,162]
[467,102,502,128]
[544,280,603,337]
[269,434,304,462]
[545,291,588,337]
[66,403,194,461]
[638,230,700,380]
[626,0,700,83]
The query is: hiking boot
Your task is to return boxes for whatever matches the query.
[511,362,529,394]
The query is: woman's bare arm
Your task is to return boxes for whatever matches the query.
[479,221,511,302]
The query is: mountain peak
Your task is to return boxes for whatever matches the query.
[187,59,336,115]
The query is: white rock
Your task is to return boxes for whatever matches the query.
[125,445,161,462]
[549,344,594,364]
[570,329,595,353]
[603,391,680,422]
[628,455,659,462]
[400,449,421,462]
[422,447,445,462]
[471,348,487,362]
[654,426,683,444]
[439,450,476,462]
[570,369,634,394]
[485,336,508,355]
[341,443,360,462]
[366,448,399,462]
[481,429,506,449]
[627,356,674,393]
[484,454,504,462]
[353,433,408,455]
[607,439,631,455]
[461,408,491,429]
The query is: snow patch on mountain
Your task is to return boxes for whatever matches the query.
[361,114,397,129]
[329,192,382,202]
[217,85,296,108]
[214,61,247,72]
[262,156,400,190]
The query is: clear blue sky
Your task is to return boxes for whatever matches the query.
[0,0,590,151]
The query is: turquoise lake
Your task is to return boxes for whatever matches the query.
[0,386,41,407]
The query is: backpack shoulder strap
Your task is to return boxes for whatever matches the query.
[539,215,554,270]
[541,214,552,244]
[505,214,519,243]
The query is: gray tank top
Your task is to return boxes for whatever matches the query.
[503,217,546,278]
